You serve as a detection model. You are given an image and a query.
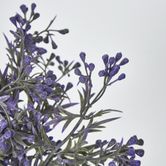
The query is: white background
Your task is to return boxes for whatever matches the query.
[0,0,166,165]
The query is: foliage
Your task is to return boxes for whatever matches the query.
[0,3,144,166]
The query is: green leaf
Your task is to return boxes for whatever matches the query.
[90,117,121,130]
[78,90,85,113]
[64,138,72,151]
[94,109,122,118]
[62,119,72,133]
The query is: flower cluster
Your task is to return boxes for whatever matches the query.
[98,53,129,85]
[0,3,144,166]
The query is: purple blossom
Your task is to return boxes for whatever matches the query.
[32,13,40,20]
[118,73,126,80]
[24,65,33,75]
[3,130,14,140]
[31,3,36,12]
[0,119,7,132]
[24,34,36,53]
[20,4,28,14]
[135,149,145,157]
[45,78,53,86]
[88,63,95,72]
[130,160,141,166]
[108,161,116,166]
[119,58,129,66]
[109,57,115,66]
[127,135,138,145]
[25,135,35,143]
[34,112,42,121]
[80,52,86,62]
[23,158,30,166]
[109,65,120,77]
[79,75,87,83]
[102,54,109,65]
[36,47,47,55]
[24,56,32,65]
[74,68,82,75]
[98,70,107,77]
[127,147,135,157]
[115,52,122,62]
[66,82,73,91]
[40,91,48,100]
[0,137,9,152]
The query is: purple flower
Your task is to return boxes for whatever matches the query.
[35,84,44,92]
[44,125,52,133]
[17,150,25,161]
[44,86,53,94]
[0,137,9,152]
[130,160,141,166]
[109,65,120,77]
[9,16,17,26]
[32,13,40,20]
[115,52,122,62]
[95,139,107,148]
[80,52,86,62]
[26,135,35,143]
[10,14,25,27]
[109,57,115,66]
[74,68,82,75]
[108,161,116,166]
[34,112,42,121]
[88,63,95,72]
[119,58,129,66]
[57,29,69,35]
[95,139,102,148]
[79,75,87,83]
[118,73,126,80]
[45,78,53,86]
[24,34,36,53]
[137,139,144,145]
[135,149,144,157]
[0,119,7,132]
[23,158,30,166]
[40,91,48,100]
[20,4,28,14]
[31,3,36,12]
[98,70,107,77]
[36,47,47,55]
[127,135,138,145]
[102,54,109,65]
[66,82,73,91]
[108,138,116,147]
[24,56,32,65]
[24,65,33,75]
[3,130,14,140]
[127,147,135,157]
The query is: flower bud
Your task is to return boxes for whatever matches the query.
[109,57,115,66]
[102,54,109,65]
[135,149,145,157]
[31,3,36,12]
[80,52,86,62]
[120,58,129,66]
[20,4,28,14]
[115,52,122,62]
[98,70,106,77]
[118,73,126,80]
[88,63,95,72]
[57,29,69,35]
